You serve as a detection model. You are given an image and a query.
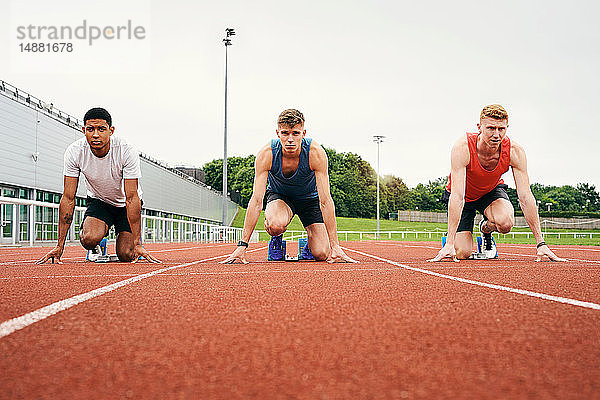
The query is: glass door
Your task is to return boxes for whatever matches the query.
[1,204,14,244]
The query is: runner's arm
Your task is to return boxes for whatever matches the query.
[446,138,470,246]
[124,178,143,246]
[220,145,272,264]
[310,142,356,263]
[241,145,272,243]
[310,143,339,246]
[37,176,78,264]
[58,176,79,247]
[428,137,468,262]
[511,143,546,244]
[124,178,160,263]
[511,142,566,261]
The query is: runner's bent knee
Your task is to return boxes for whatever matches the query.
[455,247,472,259]
[79,232,104,249]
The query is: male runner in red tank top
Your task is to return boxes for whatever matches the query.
[429,105,565,262]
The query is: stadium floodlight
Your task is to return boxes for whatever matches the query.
[222,28,235,226]
[373,135,386,239]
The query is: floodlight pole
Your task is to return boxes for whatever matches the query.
[222,28,235,226]
[373,135,385,239]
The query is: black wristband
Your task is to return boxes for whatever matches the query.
[237,240,248,247]
[536,241,546,249]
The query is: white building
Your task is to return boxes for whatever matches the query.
[0,80,238,246]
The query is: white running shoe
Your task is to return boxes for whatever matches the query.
[479,219,498,259]
[87,245,102,262]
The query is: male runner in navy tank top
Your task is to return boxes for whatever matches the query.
[221,109,356,264]
[429,104,565,262]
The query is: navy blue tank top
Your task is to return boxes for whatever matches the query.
[267,138,318,199]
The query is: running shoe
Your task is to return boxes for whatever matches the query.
[87,244,102,262]
[301,243,314,260]
[479,218,498,259]
[267,234,285,261]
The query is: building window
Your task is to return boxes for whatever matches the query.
[2,187,17,198]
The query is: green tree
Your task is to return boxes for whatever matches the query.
[380,175,410,216]
[203,155,256,207]
[324,147,377,218]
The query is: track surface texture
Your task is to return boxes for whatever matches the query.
[1,241,599,399]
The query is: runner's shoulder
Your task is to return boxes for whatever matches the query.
[255,142,273,170]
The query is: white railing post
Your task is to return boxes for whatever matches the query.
[12,204,17,245]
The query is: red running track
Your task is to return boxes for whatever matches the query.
[1,241,599,399]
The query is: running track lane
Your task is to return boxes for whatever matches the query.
[1,242,599,399]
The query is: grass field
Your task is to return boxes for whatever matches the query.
[232,207,600,246]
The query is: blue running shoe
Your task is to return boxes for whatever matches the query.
[267,234,285,261]
[301,243,314,260]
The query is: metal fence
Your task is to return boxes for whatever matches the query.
[0,197,243,246]
[256,230,600,242]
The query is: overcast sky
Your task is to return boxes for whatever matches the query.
[2,0,599,190]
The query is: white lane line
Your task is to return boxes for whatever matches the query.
[366,240,600,254]
[500,251,600,265]
[500,243,600,252]
[0,243,237,266]
[370,242,600,264]
[0,246,265,339]
[0,256,86,266]
[343,247,600,311]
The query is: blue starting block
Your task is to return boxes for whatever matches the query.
[298,237,314,260]
[268,236,315,261]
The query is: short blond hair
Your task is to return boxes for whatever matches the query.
[277,109,305,127]
[480,104,508,122]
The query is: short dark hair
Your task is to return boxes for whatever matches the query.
[84,107,112,126]
[277,109,305,127]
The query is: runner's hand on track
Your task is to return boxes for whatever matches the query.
[131,245,161,263]
[427,243,459,262]
[535,245,567,262]
[327,245,358,263]
[36,246,64,264]
[220,246,249,264]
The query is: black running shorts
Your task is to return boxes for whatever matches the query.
[263,189,324,228]
[441,184,510,232]
[82,197,132,234]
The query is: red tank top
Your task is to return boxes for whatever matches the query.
[446,132,511,202]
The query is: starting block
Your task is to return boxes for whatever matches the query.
[469,252,487,260]
[267,236,315,261]
[441,235,497,260]
[298,237,314,260]
[95,254,120,263]
[476,235,498,259]
[86,238,107,261]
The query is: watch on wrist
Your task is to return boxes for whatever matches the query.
[237,240,248,247]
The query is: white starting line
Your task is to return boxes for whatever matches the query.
[0,243,234,267]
